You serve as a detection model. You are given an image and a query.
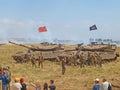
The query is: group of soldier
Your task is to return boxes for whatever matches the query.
[27,50,103,69]
[59,51,102,68]
[12,50,103,76]
[29,52,44,68]
[57,51,103,75]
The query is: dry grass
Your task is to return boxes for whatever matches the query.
[0,44,120,90]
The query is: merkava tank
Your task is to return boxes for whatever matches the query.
[9,41,64,63]
[77,42,119,63]
[11,51,29,63]
[9,41,119,63]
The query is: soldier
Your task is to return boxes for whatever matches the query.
[79,53,85,68]
[87,52,93,66]
[73,54,77,66]
[94,52,102,67]
[38,52,44,68]
[76,54,81,66]
[70,53,77,66]
[68,55,72,65]
[91,53,97,67]
[24,54,29,63]
[61,56,66,75]
[30,54,37,68]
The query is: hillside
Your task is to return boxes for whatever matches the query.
[0,44,120,90]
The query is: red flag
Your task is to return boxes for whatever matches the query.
[38,26,47,32]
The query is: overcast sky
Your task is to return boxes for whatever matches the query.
[0,0,120,43]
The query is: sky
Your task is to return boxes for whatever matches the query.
[0,0,120,44]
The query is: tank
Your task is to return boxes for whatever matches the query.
[12,51,29,63]
[9,41,64,51]
[9,41,119,63]
[78,43,119,62]
[9,41,64,63]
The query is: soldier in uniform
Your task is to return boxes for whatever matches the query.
[79,53,85,68]
[61,56,66,75]
[30,54,37,68]
[91,52,97,67]
[94,52,102,67]
[87,52,93,66]
[73,54,77,66]
[70,53,77,66]
[68,55,72,65]
[38,52,44,68]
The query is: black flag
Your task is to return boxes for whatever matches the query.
[89,24,97,31]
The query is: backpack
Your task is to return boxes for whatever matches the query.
[108,83,112,90]
[6,76,11,83]
[5,73,11,84]
[21,83,27,90]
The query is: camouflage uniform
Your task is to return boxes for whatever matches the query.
[79,53,85,68]
[72,55,77,66]
[61,57,66,75]
[38,53,44,68]
[87,52,93,66]
[30,55,37,68]
[95,53,102,67]
[69,53,77,66]
[68,55,72,65]
[24,54,29,63]
[91,53,97,67]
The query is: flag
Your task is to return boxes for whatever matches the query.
[89,24,97,31]
[38,26,47,32]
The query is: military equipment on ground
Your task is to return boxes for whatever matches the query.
[9,41,63,51]
[78,43,119,62]
[9,41,64,62]
[11,51,29,63]
[9,40,119,64]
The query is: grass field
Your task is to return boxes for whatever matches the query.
[0,44,120,90]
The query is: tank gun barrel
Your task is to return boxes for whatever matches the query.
[8,41,64,51]
[8,41,32,49]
